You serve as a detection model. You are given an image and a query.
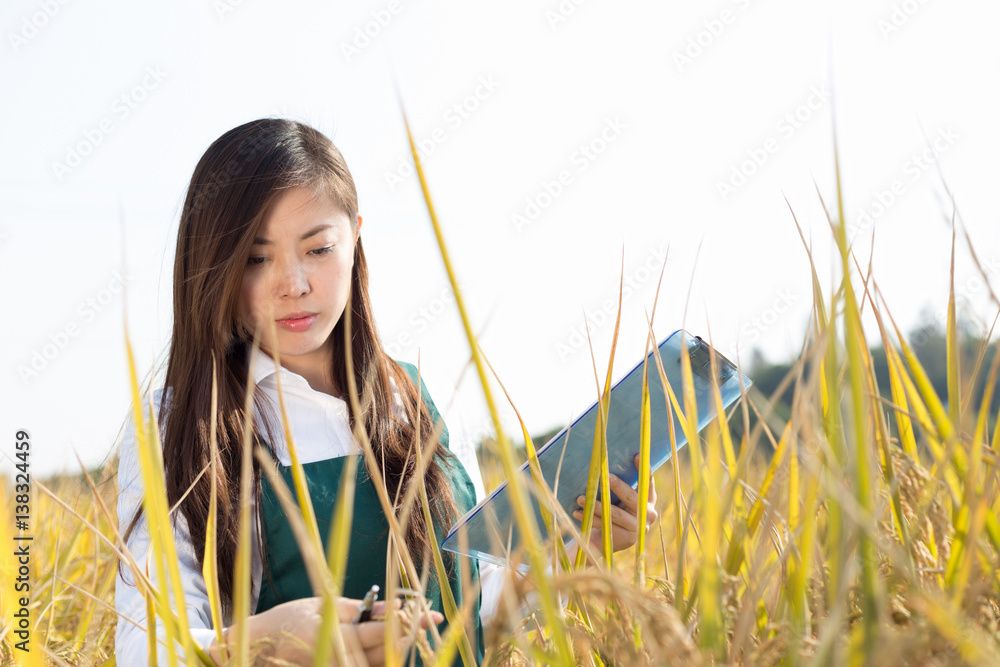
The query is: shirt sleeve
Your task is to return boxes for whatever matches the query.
[114,390,259,665]
[477,561,505,625]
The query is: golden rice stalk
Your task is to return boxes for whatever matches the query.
[480,347,572,575]
[884,303,1000,554]
[410,358,476,667]
[673,329,724,655]
[398,99,574,664]
[257,293,355,667]
[310,296,363,667]
[747,421,792,538]
[334,308,447,659]
[0,485,47,667]
[259,300,325,559]
[946,222,962,433]
[574,259,625,572]
[124,322,209,666]
[229,339,257,667]
[630,329,655,651]
[202,355,225,662]
[828,137,882,659]
[249,447,353,663]
[635,332,653,588]
[648,343,692,605]
[479,346,588,635]
[598,268,626,567]
[877,320,920,461]
[34,455,178,665]
[845,260,915,576]
[807,226,846,626]
[944,331,999,606]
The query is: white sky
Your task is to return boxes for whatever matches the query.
[2,0,999,478]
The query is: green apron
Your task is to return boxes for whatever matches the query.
[254,362,484,665]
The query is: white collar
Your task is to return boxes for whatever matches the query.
[247,345,311,388]
[245,345,399,401]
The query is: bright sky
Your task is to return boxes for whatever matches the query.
[2,0,999,478]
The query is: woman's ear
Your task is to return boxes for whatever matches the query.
[355,214,363,241]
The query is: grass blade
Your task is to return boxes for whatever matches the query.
[397,96,574,665]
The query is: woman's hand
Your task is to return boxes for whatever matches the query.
[208,596,443,666]
[572,454,658,553]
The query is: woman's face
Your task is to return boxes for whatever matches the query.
[238,186,362,386]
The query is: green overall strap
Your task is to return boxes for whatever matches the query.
[397,361,450,448]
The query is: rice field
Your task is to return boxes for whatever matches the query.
[1,129,999,666]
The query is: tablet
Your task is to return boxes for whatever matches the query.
[441,330,751,566]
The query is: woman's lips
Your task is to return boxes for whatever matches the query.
[275,314,318,332]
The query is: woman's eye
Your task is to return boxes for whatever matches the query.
[246,247,331,266]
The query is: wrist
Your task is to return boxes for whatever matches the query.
[207,627,230,665]
[208,618,261,665]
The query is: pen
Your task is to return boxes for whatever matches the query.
[353,585,379,624]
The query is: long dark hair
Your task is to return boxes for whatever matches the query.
[119,118,459,621]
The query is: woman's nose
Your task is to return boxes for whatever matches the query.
[274,259,309,298]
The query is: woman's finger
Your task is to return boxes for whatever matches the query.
[608,474,640,511]
[580,497,639,531]
[353,619,406,666]
[633,455,658,528]
[335,596,372,623]
[647,472,658,505]
[645,496,659,527]
[417,608,444,628]
[572,454,660,552]
[354,620,392,648]
[336,623,375,667]
[573,476,634,513]
[615,500,642,531]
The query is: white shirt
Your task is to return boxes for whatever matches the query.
[114,348,499,665]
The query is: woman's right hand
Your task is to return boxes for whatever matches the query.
[208,596,443,666]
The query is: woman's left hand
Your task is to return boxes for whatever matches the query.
[572,454,658,552]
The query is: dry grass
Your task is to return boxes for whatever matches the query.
[2,123,999,666]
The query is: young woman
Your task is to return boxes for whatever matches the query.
[114,118,656,666]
